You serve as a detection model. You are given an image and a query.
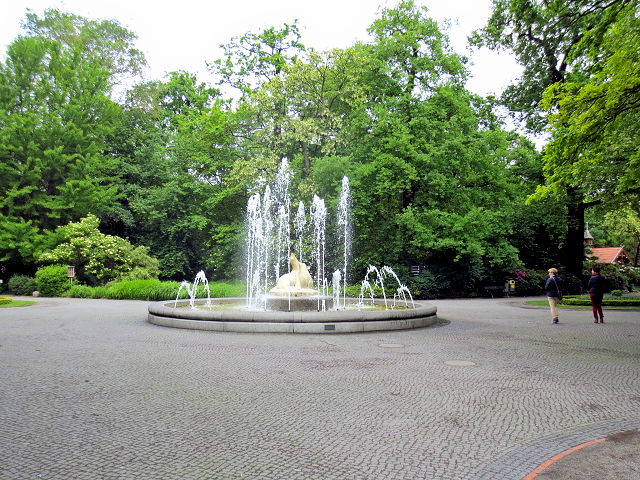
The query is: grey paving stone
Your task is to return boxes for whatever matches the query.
[0,297,638,479]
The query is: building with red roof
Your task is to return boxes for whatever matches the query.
[588,246,632,265]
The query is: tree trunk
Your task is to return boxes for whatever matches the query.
[302,141,310,173]
[564,186,585,276]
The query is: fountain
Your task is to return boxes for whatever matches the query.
[148,159,437,333]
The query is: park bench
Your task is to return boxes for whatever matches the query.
[484,285,507,298]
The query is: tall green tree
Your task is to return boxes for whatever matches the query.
[473,0,634,274]
[22,8,146,88]
[0,34,121,271]
[537,3,640,206]
[324,1,536,292]
[112,72,244,280]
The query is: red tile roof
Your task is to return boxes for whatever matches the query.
[590,247,626,264]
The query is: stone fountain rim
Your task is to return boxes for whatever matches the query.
[147,297,438,333]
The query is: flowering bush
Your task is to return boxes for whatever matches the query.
[39,215,159,285]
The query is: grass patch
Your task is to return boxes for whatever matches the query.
[525,300,640,310]
[0,300,37,308]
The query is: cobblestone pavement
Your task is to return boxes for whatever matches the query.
[0,297,638,479]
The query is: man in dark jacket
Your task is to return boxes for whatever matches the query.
[545,268,564,324]
[588,266,607,323]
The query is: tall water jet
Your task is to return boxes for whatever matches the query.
[245,193,262,307]
[294,201,306,263]
[337,176,351,309]
[311,195,327,302]
[273,159,292,282]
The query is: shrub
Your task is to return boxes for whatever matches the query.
[619,266,640,289]
[8,275,37,295]
[35,265,70,297]
[68,285,96,298]
[510,269,547,296]
[611,289,623,297]
[68,280,245,301]
[562,295,640,307]
[39,214,159,285]
[68,285,110,299]
[0,296,12,304]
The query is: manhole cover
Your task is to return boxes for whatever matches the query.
[378,343,405,348]
[444,360,476,366]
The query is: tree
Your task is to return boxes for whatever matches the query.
[111,72,244,280]
[538,3,640,206]
[211,21,305,99]
[329,1,534,292]
[602,203,640,266]
[22,8,146,88]
[0,34,121,270]
[473,0,635,275]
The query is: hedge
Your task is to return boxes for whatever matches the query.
[69,279,245,301]
[0,296,12,304]
[561,296,640,307]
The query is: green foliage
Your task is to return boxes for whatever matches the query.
[68,279,245,300]
[476,0,635,275]
[0,18,124,269]
[35,264,69,297]
[405,270,451,299]
[511,269,548,296]
[39,214,158,284]
[611,289,623,297]
[22,8,146,86]
[602,204,640,266]
[8,275,37,295]
[109,72,245,280]
[0,296,11,304]
[562,295,640,306]
[5,3,618,297]
[539,4,640,207]
[212,21,305,98]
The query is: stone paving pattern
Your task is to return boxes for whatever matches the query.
[0,297,639,479]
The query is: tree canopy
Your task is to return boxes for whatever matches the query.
[2,1,636,294]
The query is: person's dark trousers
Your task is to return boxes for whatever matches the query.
[590,292,604,322]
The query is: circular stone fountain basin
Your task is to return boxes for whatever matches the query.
[148,297,437,334]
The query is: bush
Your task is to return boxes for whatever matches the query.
[35,265,70,297]
[0,296,12,304]
[39,214,159,285]
[407,270,443,299]
[510,269,547,296]
[68,280,245,301]
[611,289,623,297]
[8,275,37,295]
[68,285,110,299]
[562,295,640,307]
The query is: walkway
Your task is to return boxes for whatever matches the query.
[0,297,638,479]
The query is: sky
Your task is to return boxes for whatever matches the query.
[1,0,523,98]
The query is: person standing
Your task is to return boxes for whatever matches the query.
[545,268,564,324]
[588,266,606,323]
